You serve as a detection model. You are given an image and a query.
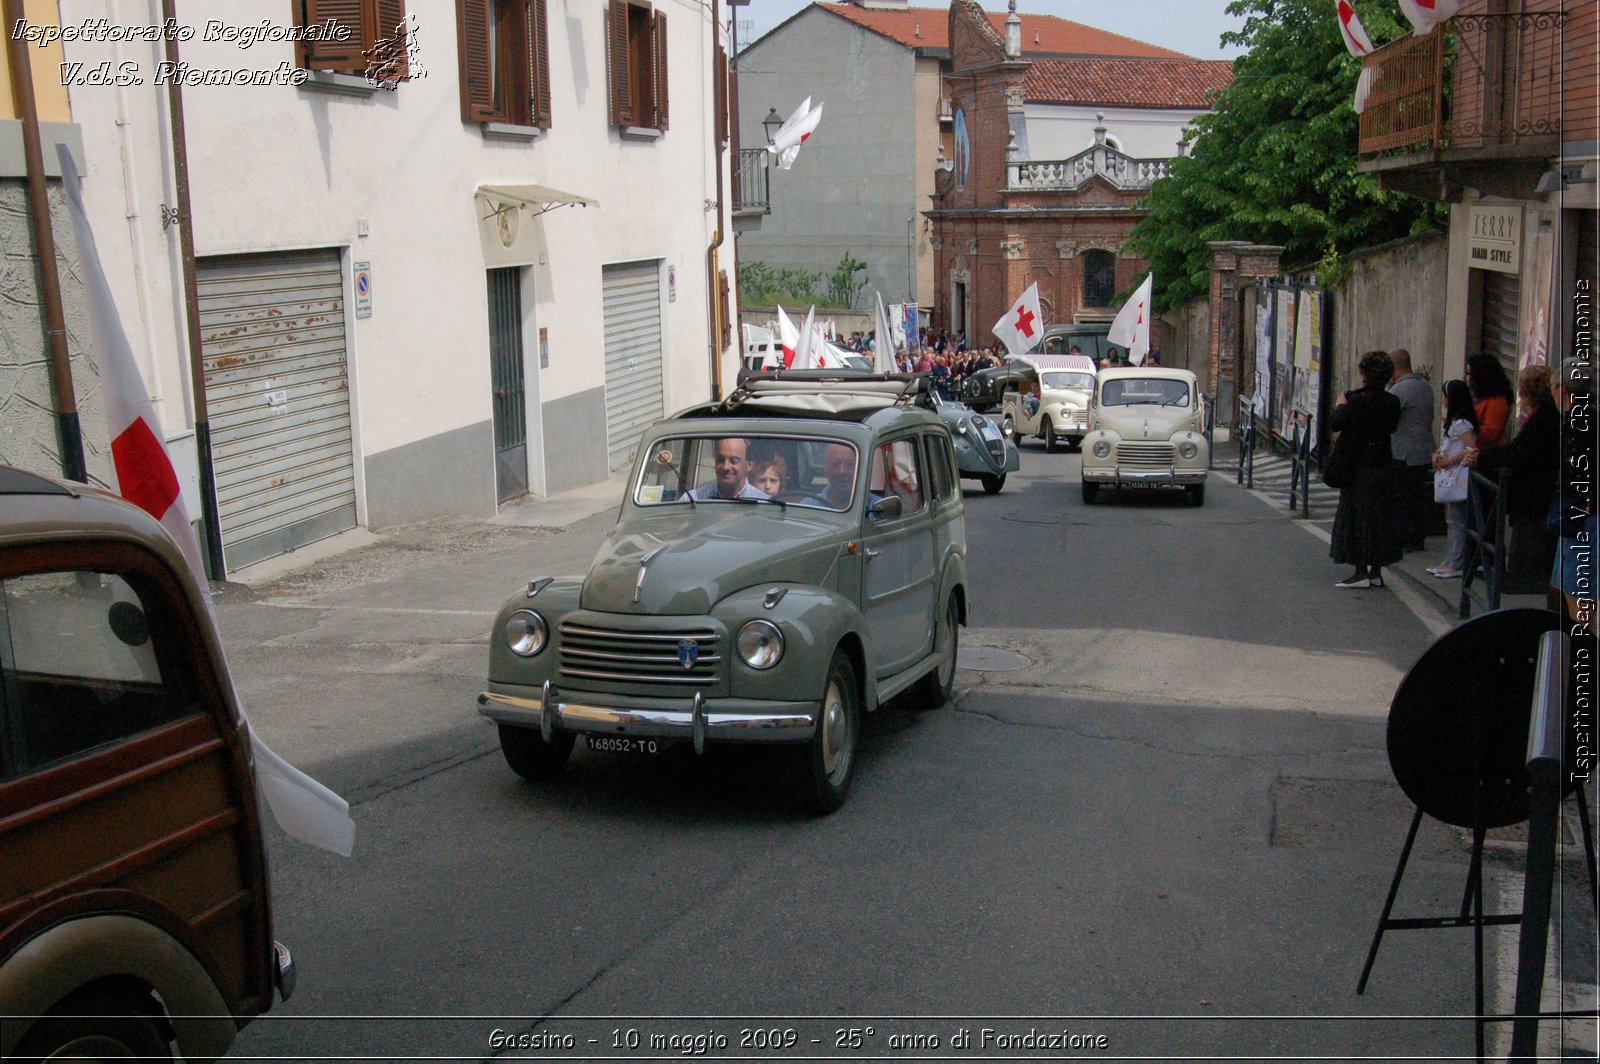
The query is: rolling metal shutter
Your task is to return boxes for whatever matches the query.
[1479,268,1520,381]
[601,260,665,470]
[199,250,357,571]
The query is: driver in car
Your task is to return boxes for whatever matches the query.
[804,443,857,509]
[690,437,770,500]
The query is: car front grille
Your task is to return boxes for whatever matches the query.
[558,622,722,688]
[1115,442,1175,469]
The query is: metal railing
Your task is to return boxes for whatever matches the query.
[732,148,770,215]
[1237,396,1259,489]
[1458,467,1509,619]
[1287,415,1315,520]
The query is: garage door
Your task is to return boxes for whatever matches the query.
[601,260,664,470]
[199,250,357,571]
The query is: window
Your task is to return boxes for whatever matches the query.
[457,0,552,128]
[871,439,923,516]
[607,0,668,132]
[1083,249,1116,309]
[295,0,410,81]
[925,434,956,502]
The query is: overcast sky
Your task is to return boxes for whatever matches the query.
[732,1,1248,60]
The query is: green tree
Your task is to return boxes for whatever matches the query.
[1129,0,1447,311]
[825,253,869,309]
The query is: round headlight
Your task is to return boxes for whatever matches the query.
[504,609,548,657]
[737,619,784,670]
[1093,441,1112,458]
[1179,442,1199,460]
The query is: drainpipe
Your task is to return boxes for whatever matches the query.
[162,0,226,579]
[706,0,726,401]
[5,0,86,482]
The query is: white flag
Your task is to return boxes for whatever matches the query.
[769,103,822,170]
[991,282,1044,357]
[1108,273,1154,366]
[793,305,819,369]
[58,143,356,858]
[1398,0,1459,36]
[873,292,898,373]
[1354,65,1375,114]
[775,305,800,368]
[1335,0,1374,57]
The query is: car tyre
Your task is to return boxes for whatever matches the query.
[498,723,575,782]
[910,596,960,708]
[1081,480,1099,504]
[11,988,173,1063]
[797,650,860,814]
[980,473,1006,494]
[1043,418,1059,453]
[1187,483,1206,507]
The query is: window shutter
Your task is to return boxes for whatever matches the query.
[608,0,633,127]
[530,0,552,129]
[457,0,497,121]
[652,10,668,131]
[297,0,372,73]
[374,0,409,81]
[713,43,726,147]
[719,270,731,350]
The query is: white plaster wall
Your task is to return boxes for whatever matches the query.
[1023,103,1200,161]
[60,0,728,470]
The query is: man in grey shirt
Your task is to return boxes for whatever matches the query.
[1387,348,1435,551]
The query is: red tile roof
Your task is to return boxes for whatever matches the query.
[818,3,1191,59]
[1024,57,1234,109]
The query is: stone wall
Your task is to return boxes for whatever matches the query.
[1328,232,1450,396]
[1156,296,1211,392]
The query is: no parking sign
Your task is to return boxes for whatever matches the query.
[354,262,372,319]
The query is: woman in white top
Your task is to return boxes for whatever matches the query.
[1428,379,1479,578]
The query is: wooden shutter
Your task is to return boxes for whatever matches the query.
[713,43,726,146]
[608,0,633,127]
[297,0,371,73]
[375,0,408,80]
[531,0,552,128]
[457,0,496,121]
[652,10,668,130]
[718,270,731,350]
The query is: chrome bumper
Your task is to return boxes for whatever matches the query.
[478,682,817,754]
[1082,467,1208,486]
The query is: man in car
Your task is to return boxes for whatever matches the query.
[690,437,770,500]
[804,443,858,509]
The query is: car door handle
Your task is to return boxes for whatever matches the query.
[865,548,882,558]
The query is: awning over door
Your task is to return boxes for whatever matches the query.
[476,184,598,218]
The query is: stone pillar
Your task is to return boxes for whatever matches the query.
[1207,241,1283,421]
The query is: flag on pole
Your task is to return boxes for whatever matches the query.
[1108,273,1155,366]
[1398,0,1459,36]
[1354,65,1375,114]
[1335,0,1374,57]
[873,292,898,373]
[57,143,356,859]
[775,305,800,368]
[769,101,822,170]
[793,305,819,369]
[991,282,1044,358]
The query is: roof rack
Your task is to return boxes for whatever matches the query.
[723,371,935,417]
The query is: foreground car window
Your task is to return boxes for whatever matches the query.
[1101,378,1190,408]
[0,571,185,779]
[635,435,859,511]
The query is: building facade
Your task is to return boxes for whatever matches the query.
[11,0,736,574]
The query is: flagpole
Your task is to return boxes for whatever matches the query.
[4,0,86,483]
[162,0,226,580]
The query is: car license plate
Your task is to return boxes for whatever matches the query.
[586,735,664,755]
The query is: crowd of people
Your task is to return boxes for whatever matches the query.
[1326,346,1592,620]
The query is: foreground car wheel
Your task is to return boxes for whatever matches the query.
[1187,483,1206,507]
[911,596,959,709]
[1081,480,1099,504]
[498,723,575,781]
[12,989,172,1063]
[980,473,1006,494]
[1043,418,1059,453]
[798,650,859,814]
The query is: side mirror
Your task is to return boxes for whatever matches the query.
[869,495,903,521]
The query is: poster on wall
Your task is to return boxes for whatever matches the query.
[904,303,921,352]
[1519,218,1555,370]
[1273,288,1297,438]
[1292,288,1322,427]
[887,304,908,354]
[1252,288,1272,418]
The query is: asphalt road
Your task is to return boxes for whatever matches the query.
[218,448,1568,1061]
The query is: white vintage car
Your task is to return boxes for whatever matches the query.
[1080,366,1209,506]
[999,354,1097,453]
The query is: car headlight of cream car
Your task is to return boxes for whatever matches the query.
[1179,442,1199,460]
[1093,440,1112,458]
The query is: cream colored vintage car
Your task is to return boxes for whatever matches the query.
[999,354,1097,452]
[1080,367,1209,506]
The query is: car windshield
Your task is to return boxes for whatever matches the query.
[634,435,858,511]
[1041,371,1095,391]
[1100,378,1190,408]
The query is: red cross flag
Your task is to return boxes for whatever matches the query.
[1108,272,1155,366]
[58,143,356,859]
[769,98,823,171]
[1335,0,1374,57]
[991,282,1044,358]
[775,304,800,368]
[1398,0,1459,36]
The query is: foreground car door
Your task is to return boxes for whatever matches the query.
[860,438,936,675]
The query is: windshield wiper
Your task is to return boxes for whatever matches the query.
[731,496,787,510]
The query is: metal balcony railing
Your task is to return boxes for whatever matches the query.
[1358,11,1566,158]
[732,148,770,215]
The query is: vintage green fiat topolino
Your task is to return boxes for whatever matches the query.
[478,374,968,812]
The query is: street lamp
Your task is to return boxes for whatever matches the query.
[762,108,783,146]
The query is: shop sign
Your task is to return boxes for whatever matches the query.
[1467,205,1521,274]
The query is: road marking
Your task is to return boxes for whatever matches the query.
[261,602,500,618]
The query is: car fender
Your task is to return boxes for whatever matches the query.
[485,577,584,686]
[712,584,877,708]
[936,554,969,630]
[0,912,237,1060]
[1081,426,1121,469]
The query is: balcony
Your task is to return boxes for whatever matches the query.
[1008,144,1170,193]
[732,148,769,231]
[1357,11,1566,200]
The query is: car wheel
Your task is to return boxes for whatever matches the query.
[498,723,575,781]
[1043,418,1058,453]
[911,596,960,708]
[797,650,860,814]
[1187,483,1206,507]
[980,473,1006,494]
[12,988,173,1063]
[1081,480,1099,504]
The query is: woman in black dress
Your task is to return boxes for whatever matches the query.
[1330,351,1404,588]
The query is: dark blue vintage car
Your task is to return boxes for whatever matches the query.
[933,399,1021,493]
